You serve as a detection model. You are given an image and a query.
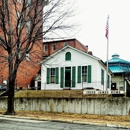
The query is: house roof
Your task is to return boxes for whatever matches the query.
[105,53,130,73]
[34,74,41,80]
[43,38,81,44]
[40,45,112,74]
[109,66,130,73]
[107,53,130,64]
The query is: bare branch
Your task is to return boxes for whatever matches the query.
[0,0,78,114]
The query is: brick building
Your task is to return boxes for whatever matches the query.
[43,38,90,58]
[0,0,43,88]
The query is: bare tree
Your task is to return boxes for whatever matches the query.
[0,0,77,115]
[119,63,130,82]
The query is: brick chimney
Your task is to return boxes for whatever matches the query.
[88,51,93,55]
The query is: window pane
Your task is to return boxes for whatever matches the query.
[52,44,56,51]
[51,68,55,83]
[51,68,55,75]
[65,52,71,61]
[51,76,55,83]
[84,66,87,74]
[82,75,87,82]
[44,45,47,52]
[82,66,87,82]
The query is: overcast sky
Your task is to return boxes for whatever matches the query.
[74,0,130,62]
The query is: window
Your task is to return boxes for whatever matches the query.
[82,66,87,82]
[65,52,71,61]
[26,21,30,33]
[50,68,55,83]
[52,44,56,51]
[44,44,47,52]
[17,12,20,18]
[26,53,30,61]
[26,0,31,9]
[47,68,59,84]
[64,42,68,46]
[77,65,91,83]
[17,0,21,3]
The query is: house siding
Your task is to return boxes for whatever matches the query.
[112,75,125,90]
[41,47,111,90]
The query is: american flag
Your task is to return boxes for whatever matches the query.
[105,16,109,39]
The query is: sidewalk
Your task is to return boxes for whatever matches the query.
[0,112,130,129]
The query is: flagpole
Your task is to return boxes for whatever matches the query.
[106,15,109,91]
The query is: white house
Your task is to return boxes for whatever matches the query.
[40,45,112,90]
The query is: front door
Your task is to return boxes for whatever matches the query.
[38,82,41,90]
[65,67,71,88]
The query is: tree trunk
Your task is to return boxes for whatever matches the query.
[4,79,15,115]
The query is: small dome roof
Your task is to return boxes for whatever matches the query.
[105,53,130,73]
[112,53,119,58]
[107,53,130,64]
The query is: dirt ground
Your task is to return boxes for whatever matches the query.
[0,110,130,127]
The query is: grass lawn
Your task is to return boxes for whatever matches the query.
[14,90,112,98]
[0,110,130,126]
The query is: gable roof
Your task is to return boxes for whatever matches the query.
[40,45,112,74]
[43,38,77,44]
[34,74,41,80]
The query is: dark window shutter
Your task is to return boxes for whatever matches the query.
[77,66,81,83]
[60,67,64,88]
[88,65,91,83]
[101,69,104,85]
[107,74,110,88]
[65,52,71,61]
[72,66,76,87]
[47,68,50,84]
[56,67,59,84]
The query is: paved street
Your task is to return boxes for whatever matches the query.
[0,117,128,130]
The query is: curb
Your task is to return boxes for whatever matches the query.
[0,114,130,129]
